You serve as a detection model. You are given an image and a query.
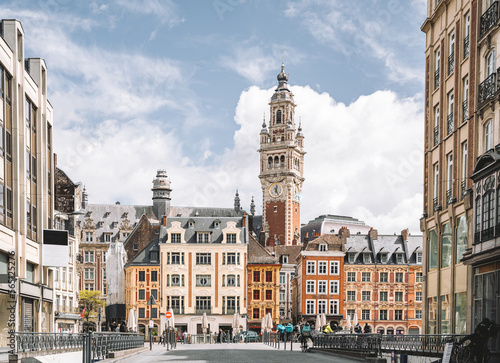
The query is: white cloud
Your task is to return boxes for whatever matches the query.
[219,46,277,85]
[115,0,184,27]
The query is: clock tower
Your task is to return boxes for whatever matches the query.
[259,64,305,246]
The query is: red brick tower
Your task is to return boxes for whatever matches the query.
[259,64,305,246]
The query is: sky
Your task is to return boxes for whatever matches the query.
[2,0,427,234]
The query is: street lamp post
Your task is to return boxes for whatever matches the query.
[147,295,156,350]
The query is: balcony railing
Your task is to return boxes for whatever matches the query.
[433,197,439,211]
[435,69,440,89]
[462,99,468,122]
[434,126,439,146]
[461,179,467,198]
[480,1,498,39]
[482,226,495,241]
[55,305,79,314]
[448,52,454,75]
[447,113,453,135]
[446,188,453,205]
[478,73,496,106]
[195,308,211,315]
[464,35,469,58]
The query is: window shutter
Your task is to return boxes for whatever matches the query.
[181,252,184,265]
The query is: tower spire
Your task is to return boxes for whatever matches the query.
[250,196,255,216]
[234,190,241,213]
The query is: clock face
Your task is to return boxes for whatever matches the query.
[269,183,283,197]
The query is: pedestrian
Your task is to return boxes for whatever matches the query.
[218,329,223,343]
[119,322,127,332]
[363,323,372,334]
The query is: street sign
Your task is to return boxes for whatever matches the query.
[147,295,156,306]
[149,320,154,328]
[165,311,172,319]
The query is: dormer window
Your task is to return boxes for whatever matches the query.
[363,253,371,263]
[348,253,355,263]
[214,220,221,228]
[380,253,388,263]
[396,253,405,264]
[188,219,195,228]
[171,233,181,243]
[319,244,327,252]
[197,232,210,243]
[149,250,159,261]
[416,252,423,264]
[227,233,237,243]
[281,255,288,264]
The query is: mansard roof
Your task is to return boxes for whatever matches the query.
[125,236,160,267]
[471,146,500,181]
[248,234,278,264]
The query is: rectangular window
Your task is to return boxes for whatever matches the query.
[318,261,327,274]
[318,300,326,314]
[138,289,145,300]
[363,253,371,263]
[226,252,238,265]
[416,310,422,319]
[279,291,285,302]
[380,291,388,301]
[227,233,237,243]
[151,270,158,282]
[395,291,403,302]
[330,261,339,275]
[138,308,145,319]
[253,290,260,300]
[196,253,211,265]
[347,272,355,282]
[196,275,211,287]
[362,291,371,301]
[227,274,237,287]
[253,270,260,282]
[416,291,422,302]
[380,253,388,263]
[446,153,453,199]
[26,262,35,283]
[84,251,94,263]
[347,309,355,320]
[416,252,423,264]
[306,280,315,294]
[171,274,182,287]
[169,252,184,265]
[265,290,272,300]
[85,232,93,242]
[395,310,403,320]
[195,296,211,312]
[380,310,387,320]
[347,291,356,301]
[429,229,438,270]
[416,272,423,283]
[85,283,94,291]
[197,232,210,243]
[151,307,158,319]
[396,273,404,283]
[84,268,94,280]
[265,270,273,282]
[362,309,370,320]
[279,272,286,284]
[362,272,371,282]
[306,261,315,274]
[329,280,339,295]
[171,233,181,243]
[329,300,339,315]
[318,280,327,294]
[253,308,259,319]
[138,271,145,282]
[306,300,315,315]
[456,215,468,263]
[441,222,452,268]
[433,162,439,203]
[380,272,388,282]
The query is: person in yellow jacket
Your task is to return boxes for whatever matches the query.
[323,324,333,333]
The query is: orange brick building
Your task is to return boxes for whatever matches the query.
[247,235,281,331]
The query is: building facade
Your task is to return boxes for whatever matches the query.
[247,235,280,331]
[294,234,345,325]
[344,229,423,335]
[0,19,55,345]
[420,0,475,336]
[259,64,304,246]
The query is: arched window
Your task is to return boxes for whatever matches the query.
[276,110,282,124]
[274,156,279,168]
[485,120,493,151]
[280,155,285,167]
[475,196,481,237]
[268,157,272,169]
[482,177,495,239]
[487,50,496,77]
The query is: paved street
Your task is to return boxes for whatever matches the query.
[105,342,359,363]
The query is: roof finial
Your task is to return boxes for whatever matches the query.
[281,49,285,66]
[262,113,266,128]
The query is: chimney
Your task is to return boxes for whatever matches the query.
[339,227,350,251]
[369,228,378,240]
[160,213,167,240]
[242,212,246,227]
[401,228,409,241]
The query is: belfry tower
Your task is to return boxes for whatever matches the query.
[259,64,305,246]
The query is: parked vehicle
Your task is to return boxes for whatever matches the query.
[241,331,259,342]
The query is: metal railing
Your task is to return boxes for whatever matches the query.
[463,99,468,122]
[478,73,496,106]
[434,126,439,146]
[310,333,468,358]
[435,69,440,90]
[16,332,84,353]
[464,35,469,58]
[448,52,454,75]
[89,332,144,361]
[480,1,498,39]
[433,197,439,212]
[461,179,467,198]
[446,188,453,205]
[447,113,453,135]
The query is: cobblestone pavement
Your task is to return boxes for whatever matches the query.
[106,342,360,363]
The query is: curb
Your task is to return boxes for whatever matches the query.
[101,346,148,362]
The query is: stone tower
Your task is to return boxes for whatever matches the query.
[152,169,172,219]
[259,64,305,246]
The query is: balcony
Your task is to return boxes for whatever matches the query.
[433,197,440,212]
[435,69,440,89]
[447,113,453,135]
[446,189,454,206]
[478,73,496,106]
[195,308,211,315]
[55,305,78,314]
[480,1,498,39]
[464,35,469,58]
[448,52,454,75]
[462,99,468,122]
[461,179,467,199]
[226,308,236,315]
[170,307,183,315]
[434,126,439,146]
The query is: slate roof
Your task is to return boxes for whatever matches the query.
[305,234,343,251]
[162,216,248,244]
[301,214,372,242]
[125,236,160,267]
[248,234,278,264]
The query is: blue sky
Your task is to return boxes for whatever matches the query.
[4,0,427,234]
